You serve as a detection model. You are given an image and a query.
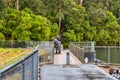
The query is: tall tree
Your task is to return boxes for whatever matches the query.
[15,0,19,10]
[0,20,5,40]
[78,0,83,5]
[6,0,11,7]
[83,0,119,45]
[58,3,62,34]
[19,0,44,14]
[0,0,7,19]
[2,8,58,41]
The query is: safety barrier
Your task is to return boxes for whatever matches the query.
[0,49,38,80]
[0,41,54,80]
[69,43,84,63]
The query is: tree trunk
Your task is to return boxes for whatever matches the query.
[6,0,11,7]
[78,0,83,6]
[58,7,61,34]
[15,0,19,10]
[106,0,109,10]
[98,0,100,3]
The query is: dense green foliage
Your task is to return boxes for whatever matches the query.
[83,0,119,46]
[0,7,58,41]
[0,0,120,47]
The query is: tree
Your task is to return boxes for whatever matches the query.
[105,11,119,45]
[19,0,44,14]
[62,5,90,42]
[0,20,5,40]
[6,0,11,7]
[0,0,7,19]
[78,0,83,5]
[15,0,19,10]
[89,8,119,45]
[83,0,119,45]
[63,30,76,47]
[2,8,58,41]
[0,0,120,46]
[0,0,6,10]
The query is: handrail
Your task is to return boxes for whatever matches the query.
[69,43,84,63]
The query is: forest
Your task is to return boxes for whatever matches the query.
[0,0,120,47]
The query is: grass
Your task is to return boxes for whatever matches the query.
[38,49,49,56]
[0,48,33,70]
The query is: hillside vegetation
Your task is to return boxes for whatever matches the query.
[0,0,120,47]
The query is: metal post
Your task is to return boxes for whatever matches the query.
[36,51,39,80]
[91,42,95,52]
[66,52,70,65]
[32,55,34,80]
[12,40,13,48]
[108,46,110,64]
[91,42,96,61]
[22,62,25,80]
[0,73,2,80]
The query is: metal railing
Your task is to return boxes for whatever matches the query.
[0,40,54,80]
[69,42,84,63]
[38,42,54,63]
[73,42,95,52]
[0,40,39,70]
[0,40,40,48]
[70,42,96,63]
[95,46,120,64]
[0,49,38,80]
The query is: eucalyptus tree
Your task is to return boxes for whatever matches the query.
[4,0,19,10]
[6,0,11,7]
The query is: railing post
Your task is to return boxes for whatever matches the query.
[32,54,34,80]
[108,46,110,64]
[0,73,1,80]
[22,62,25,80]
[66,52,70,65]
[91,42,95,52]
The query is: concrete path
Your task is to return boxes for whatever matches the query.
[40,64,117,80]
[40,50,117,80]
[54,50,82,65]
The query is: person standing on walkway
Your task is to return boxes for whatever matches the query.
[56,35,61,53]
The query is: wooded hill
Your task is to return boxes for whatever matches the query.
[0,0,120,47]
